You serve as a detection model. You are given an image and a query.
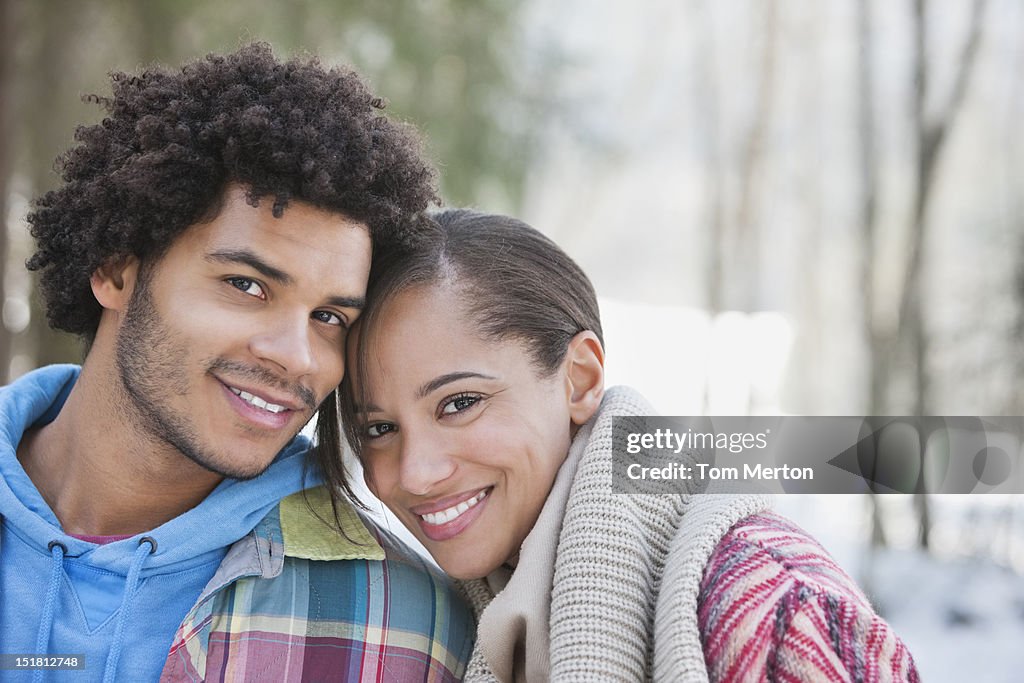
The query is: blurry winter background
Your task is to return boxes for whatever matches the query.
[2,1,1023,679]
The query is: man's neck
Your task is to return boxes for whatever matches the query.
[16,361,224,537]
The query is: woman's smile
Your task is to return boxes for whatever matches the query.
[412,487,492,541]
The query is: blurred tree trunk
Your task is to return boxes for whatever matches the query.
[732,0,777,315]
[901,0,986,416]
[857,0,888,552]
[0,0,12,383]
[1012,10,1024,418]
[699,0,725,412]
[861,0,883,418]
[24,0,82,368]
[899,0,986,549]
[1015,236,1024,414]
[702,0,776,412]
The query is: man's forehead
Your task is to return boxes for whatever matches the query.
[194,185,371,253]
[187,195,369,257]
[251,213,372,257]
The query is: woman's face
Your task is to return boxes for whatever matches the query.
[352,284,574,579]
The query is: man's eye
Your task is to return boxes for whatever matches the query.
[366,422,397,439]
[440,394,481,416]
[227,277,265,299]
[312,310,344,327]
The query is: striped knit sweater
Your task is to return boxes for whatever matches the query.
[699,512,919,682]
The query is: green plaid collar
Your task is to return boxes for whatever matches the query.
[279,486,384,561]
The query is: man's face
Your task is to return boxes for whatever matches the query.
[114,186,371,479]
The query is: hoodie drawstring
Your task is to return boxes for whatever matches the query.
[102,536,157,683]
[32,536,157,683]
[32,541,66,683]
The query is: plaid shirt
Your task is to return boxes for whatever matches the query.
[160,487,474,682]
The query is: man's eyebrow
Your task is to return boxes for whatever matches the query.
[206,249,292,285]
[417,372,497,399]
[325,295,365,310]
[207,251,364,309]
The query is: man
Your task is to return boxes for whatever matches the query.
[0,44,472,681]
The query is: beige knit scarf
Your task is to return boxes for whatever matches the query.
[458,386,771,682]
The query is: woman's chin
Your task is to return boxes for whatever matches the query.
[435,554,503,581]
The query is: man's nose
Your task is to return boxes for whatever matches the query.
[249,314,318,377]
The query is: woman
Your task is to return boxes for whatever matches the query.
[331,210,919,682]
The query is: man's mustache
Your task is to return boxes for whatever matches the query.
[207,358,318,410]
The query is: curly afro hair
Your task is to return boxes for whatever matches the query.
[26,42,438,342]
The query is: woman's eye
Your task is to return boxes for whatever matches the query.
[227,277,265,299]
[312,310,345,327]
[440,394,481,416]
[366,422,397,439]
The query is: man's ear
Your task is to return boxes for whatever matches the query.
[90,256,140,312]
[564,330,605,426]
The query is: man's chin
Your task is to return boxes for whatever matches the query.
[184,449,277,481]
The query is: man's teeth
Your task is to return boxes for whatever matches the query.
[420,489,488,526]
[229,387,287,414]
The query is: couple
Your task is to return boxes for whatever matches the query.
[0,44,916,682]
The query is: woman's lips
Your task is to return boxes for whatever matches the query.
[414,487,492,542]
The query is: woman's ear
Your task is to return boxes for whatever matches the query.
[564,330,605,426]
[90,256,141,312]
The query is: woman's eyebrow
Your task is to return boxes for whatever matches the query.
[417,372,497,399]
[354,372,499,412]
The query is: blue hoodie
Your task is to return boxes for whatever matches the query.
[0,365,316,681]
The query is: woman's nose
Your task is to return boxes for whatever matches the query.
[398,430,457,496]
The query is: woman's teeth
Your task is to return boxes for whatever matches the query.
[229,386,286,414]
[420,489,489,526]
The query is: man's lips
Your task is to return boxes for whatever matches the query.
[214,376,306,413]
[216,378,306,430]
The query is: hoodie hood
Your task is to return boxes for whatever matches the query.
[0,364,316,574]
[1,364,321,681]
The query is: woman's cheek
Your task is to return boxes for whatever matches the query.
[362,458,387,497]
